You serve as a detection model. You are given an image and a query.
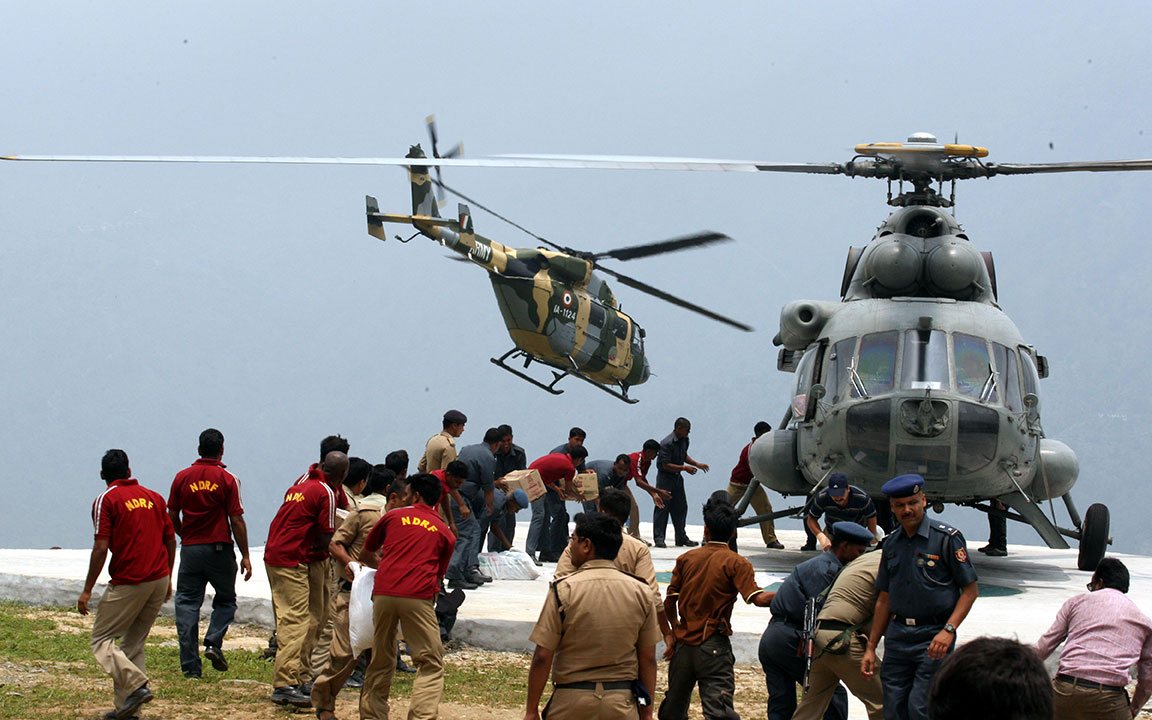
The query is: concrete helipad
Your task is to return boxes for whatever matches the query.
[3,522,1150,719]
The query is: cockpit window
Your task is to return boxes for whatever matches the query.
[791,346,818,417]
[954,333,996,402]
[992,343,1023,412]
[825,337,857,404]
[853,331,898,398]
[901,329,949,391]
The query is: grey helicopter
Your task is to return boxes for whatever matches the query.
[8,129,1152,569]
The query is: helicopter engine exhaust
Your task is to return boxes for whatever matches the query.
[775,300,840,350]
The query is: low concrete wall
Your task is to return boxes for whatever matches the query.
[0,573,275,628]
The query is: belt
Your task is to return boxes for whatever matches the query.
[1055,674,1126,692]
[891,613,949,627]
[554,681,634,691]
[815,620,854,632]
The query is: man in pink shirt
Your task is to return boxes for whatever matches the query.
[1035,557,1152,718]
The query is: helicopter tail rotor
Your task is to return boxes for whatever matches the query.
[426,114,463,204]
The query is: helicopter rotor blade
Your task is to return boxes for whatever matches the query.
[594,265,753,332]
[988,159,1152,175]
[589,231,732,262]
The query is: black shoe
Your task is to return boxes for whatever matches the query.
[298,681,313,696]
[983,546,1008,557]
[675,539,699,547]
[396,653,417,674]
[204,645,228,672]
[653,541,667,549]
[448,577,480,590]
[800,543,817,551]
[270,685,311,707]
[537,554,561,563]
[345,669,364,689]
[765,541,785,550]
[469,567,493,583]
[532,557,543,567]
[183,670,201,679]
[104,712,138,720]
[116,684,152,720]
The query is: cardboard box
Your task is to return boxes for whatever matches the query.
[570,471,600,502]
[501,468,547,502]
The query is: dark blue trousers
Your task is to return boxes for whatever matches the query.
[174,543,238,674]
[880,624,951,720]
[653,475,689,545]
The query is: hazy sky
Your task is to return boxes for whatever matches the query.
[3,3,1151,554]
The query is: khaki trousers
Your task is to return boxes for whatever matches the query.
[297,558,332,683]
[310,589,359,712]
[308,558,344,679]
[793,628,884,720]
[725,482,778,545]
[1052,676,1131,720]
[90,576,168,708]
[360,594,444,720]
[622,486,642,539]
[544,686,637,720]
[267,563,313,688]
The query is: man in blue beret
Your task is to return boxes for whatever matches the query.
[861,474,978,720]
[758,521,873,720]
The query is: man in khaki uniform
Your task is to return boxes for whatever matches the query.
[311,466,406,718]
[525,512,660,720]
[793,550,884,720]
[417,409,467,473]
[555,487,673,647]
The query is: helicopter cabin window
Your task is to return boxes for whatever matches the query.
[956,403,1000,474]
[992,343,1023,412]
[791,346,819,418]
[852,331,898,398]
[846,400,891,471]
[613,317,629,341]
[1020,349,1041,421]
[824,336,857,404]
[588,303,606,329]
[954,333,997,402]
[901,329,949,391]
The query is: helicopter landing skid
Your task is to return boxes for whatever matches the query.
[490,348,639,404]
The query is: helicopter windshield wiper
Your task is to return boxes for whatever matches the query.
[848,359,870,399]
[978,364,999,404]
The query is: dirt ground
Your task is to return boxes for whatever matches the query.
[1,606,771,720]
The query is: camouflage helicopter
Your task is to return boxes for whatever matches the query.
[365,144,752,403]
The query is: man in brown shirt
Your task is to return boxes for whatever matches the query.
[526,512,661,720]
[792,550,884,720]
[311,466,405,720]
[659,502,773,719]
[417,409,466,472]
[555,488,673,646]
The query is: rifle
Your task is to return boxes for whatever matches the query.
[801,595,818,691]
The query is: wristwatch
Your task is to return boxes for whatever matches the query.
[943,623,956,634]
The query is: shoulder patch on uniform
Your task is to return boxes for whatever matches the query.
[955,548,968,563]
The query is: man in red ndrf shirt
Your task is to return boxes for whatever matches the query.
[357,472,457,720]
[264,451,343,707]
[79,449,176,720]
[168,427,250,678]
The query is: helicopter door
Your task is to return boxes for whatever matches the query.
[790,346,819,419]
[991,343,1023,413]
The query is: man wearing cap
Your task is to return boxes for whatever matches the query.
[418,410,467,473]
[806,474,878,552]
[726,421,784,550]
[861,474,978,720]
[486,487,530,551]
[758,521,873,720]
[793,549,885,720]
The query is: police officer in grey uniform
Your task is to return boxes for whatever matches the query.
[861,474,979,720]
[757,521,873,720]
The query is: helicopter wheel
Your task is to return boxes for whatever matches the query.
[1077,503,1110,572]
